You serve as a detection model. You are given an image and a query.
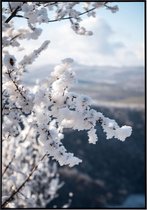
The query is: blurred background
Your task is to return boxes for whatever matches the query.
[18,2,145,208]
[38,63,144,209]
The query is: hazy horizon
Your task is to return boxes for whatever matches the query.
[22,64,145,109]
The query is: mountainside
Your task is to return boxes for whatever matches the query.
[23,64,144,108]
[72,64,144,108]
[47,105,145,208]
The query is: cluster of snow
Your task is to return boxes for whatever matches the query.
[19,40,50,66]
[2,55,132,169]
[31,59,132,167]
[2,114,64,208]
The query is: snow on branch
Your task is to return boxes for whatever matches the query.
[31,59,132,167]
[19,40,50,66]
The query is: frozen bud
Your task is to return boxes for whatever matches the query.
[109,5,119,13]
[3,54,16,69]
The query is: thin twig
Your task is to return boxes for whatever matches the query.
[5,6,21,23]
[3,106,22,111]
[6,71,27,101]
[2,155,15,176]
[4,2,110,24]
[8,2,12,12]
[48,7,97,23]
[47,2,109,23]
[2,154,47,208]
[10,34,21,41]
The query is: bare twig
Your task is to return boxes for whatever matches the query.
[8,2,12,12]
[10,34,21,41]
[5,6,21,23]
[15,15,28,19]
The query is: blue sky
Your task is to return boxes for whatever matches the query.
[5,2,145,67]
[101,2,144,42]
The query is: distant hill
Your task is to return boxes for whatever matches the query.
[47,105,145,208]
[23,63,145,108]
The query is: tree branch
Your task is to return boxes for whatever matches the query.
[8,2,12,13]
[47,7,97,23]
[2,155,15,176]
[6,71,27,101]
[2,154,47,208]
[47,2,110,23]
[4,2,110,24]
[5,6,21,23]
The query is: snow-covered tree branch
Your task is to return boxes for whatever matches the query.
[2,2,132,208]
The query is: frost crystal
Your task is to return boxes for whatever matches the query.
[31,59,132,167]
